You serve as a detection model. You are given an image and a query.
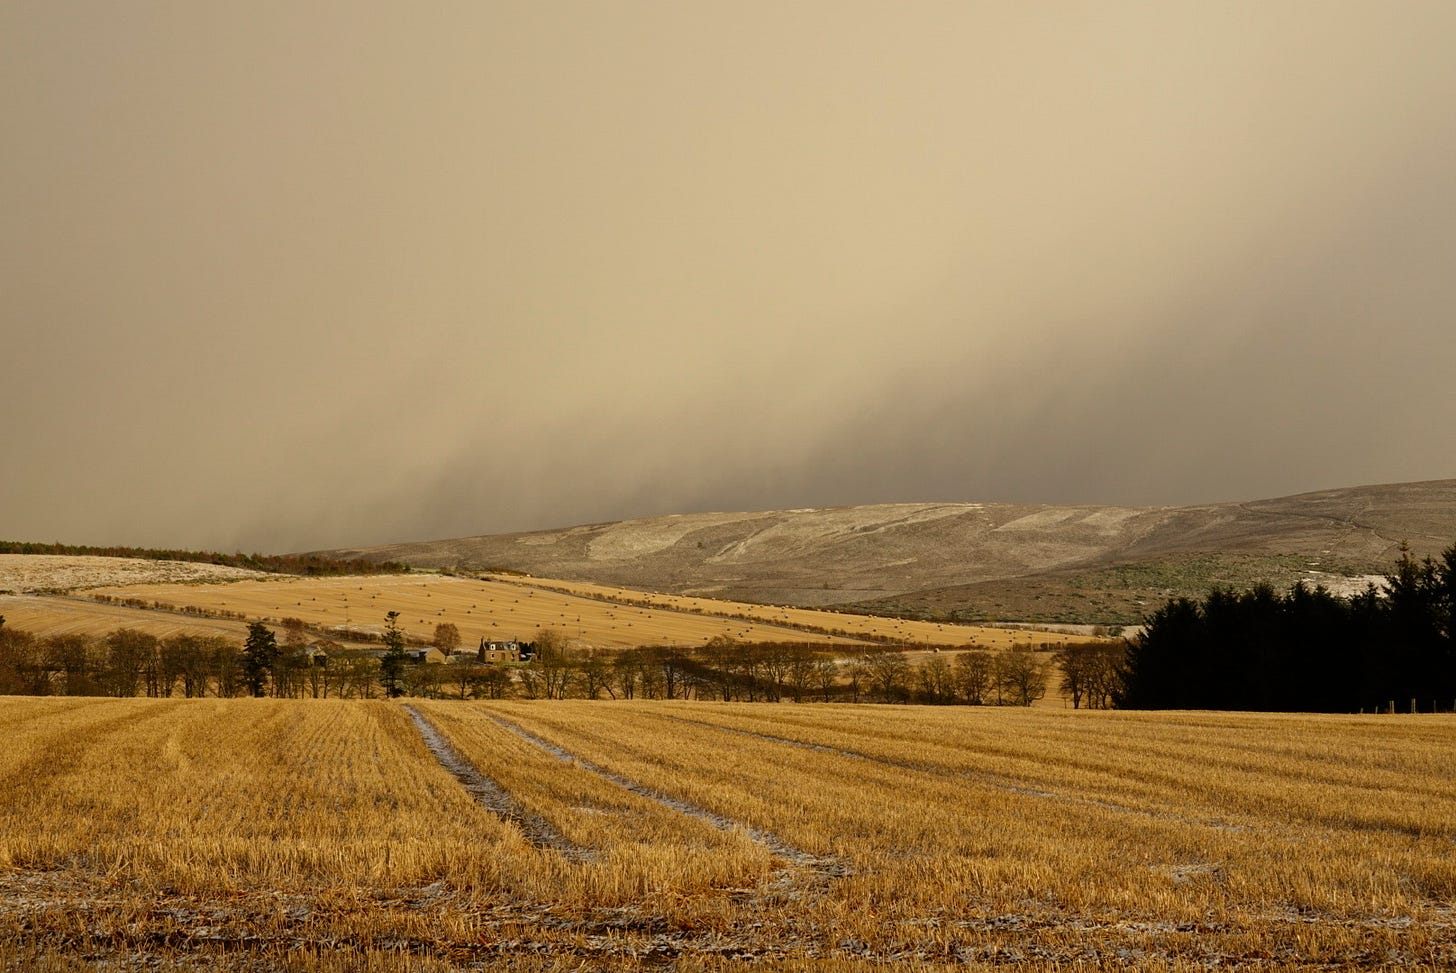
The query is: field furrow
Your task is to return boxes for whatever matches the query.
[1,697,1452,970]
[402,704,587,860]
[479,708,840,877]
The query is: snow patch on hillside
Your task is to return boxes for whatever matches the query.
[0,555,268,594]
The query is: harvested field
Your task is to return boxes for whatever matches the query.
[490,575,1086,648]
[83,572,1083,650]
[0,554,267,594]
[0,592,252,641]
[84,574,868,649]
[1,697,1452,970]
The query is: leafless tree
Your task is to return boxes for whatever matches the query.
[473,664,513,699]
[812,656,840,702]
[917,654,954,704]
[953,649,994,704]
[785,645,819,702]
[995,645,1048,706]
[578,649,613,699]
[866,649,911,703]
[525,629,575,699]
[104,629,157,697]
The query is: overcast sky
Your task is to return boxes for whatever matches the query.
[5,2,1456,553]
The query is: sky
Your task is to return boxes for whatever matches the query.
[5,2,1456,553]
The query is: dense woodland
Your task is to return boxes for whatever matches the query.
[1118,544,1456,712]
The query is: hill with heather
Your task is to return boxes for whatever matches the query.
[318,479,1456,624]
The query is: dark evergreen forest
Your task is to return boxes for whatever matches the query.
[1118,545,1456,712]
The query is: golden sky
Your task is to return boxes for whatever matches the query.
[5,2,1456,552]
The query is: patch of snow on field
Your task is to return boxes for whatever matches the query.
[0,555,268,594]
[1303,572,1388,598]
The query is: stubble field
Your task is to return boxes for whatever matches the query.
[79,573,1083,650]
[1,697,1452,970]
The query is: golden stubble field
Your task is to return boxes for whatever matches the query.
[76,572,1085,650]
[1,697,1452,971]
[0,592,252,643]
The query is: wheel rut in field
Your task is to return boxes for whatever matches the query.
[650,713,1252,835]
[481,712,848,878]
[403,705,590,861]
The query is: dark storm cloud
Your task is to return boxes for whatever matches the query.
[4,2,1455,552]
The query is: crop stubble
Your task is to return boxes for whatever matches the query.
[0,697,1452,970]
[81,573,1081,650]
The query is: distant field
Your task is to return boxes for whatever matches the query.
[1,698,1451,969]
[0,593,251,642]
[84,573,867,648]
[496,575,1086,648]
[82,572,1085,650]
[0,554,266,594]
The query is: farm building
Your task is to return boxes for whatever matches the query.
[475,638,521,663]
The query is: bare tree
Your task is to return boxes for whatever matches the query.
[812,656,840,702]
[527,629,576,699]
[917,655,954,704]
[578,649,613,699]
[759,643,795,701]
[700,636,739,701]
[160,634,223,698]
[612,649,645,699]
[473,664,513,699]
[1055,642,1097,709]
[995,645,1048,706]
[104,628,157,697]
[0,625,46,695]
[212,639,244,697]
[866,649,911,703]
[953,649,994,704]
[843,652,870,703]
[1083,641,1126,709]
[784,645,819,702]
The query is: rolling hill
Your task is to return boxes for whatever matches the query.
[319,479,1456,625]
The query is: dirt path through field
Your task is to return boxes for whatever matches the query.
[480,711,848,879]
[402,705,590,861]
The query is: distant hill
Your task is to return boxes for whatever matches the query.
[317,479,1456,625]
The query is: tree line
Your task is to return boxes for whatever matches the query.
[529,636,1118,707]
[0,612,1120,708]
[0,618,386,700]
[1117,544,1456,712]
[11,531,1453,712]
[0,540,409,576]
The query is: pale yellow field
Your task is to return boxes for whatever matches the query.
[2,697,1451,970]
[497,575,1086,648]
[85,571,1086,650]
[0,593,251,642]
[86,574,875,649]
[0,548,1094,650]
